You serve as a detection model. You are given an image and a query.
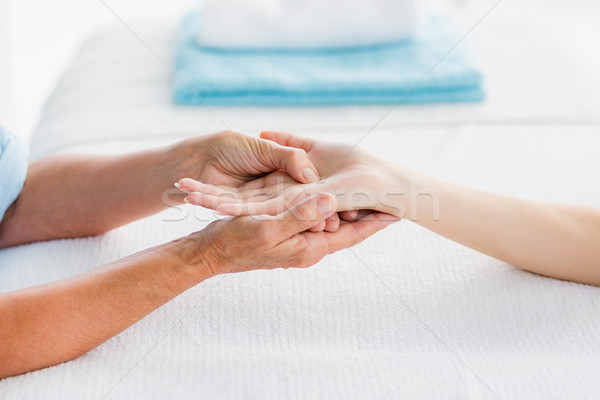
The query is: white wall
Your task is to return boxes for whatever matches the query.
[1,0,199,144]
[1,0,472,144]
[1,0,588,145]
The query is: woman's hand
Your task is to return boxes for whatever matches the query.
[177,131,404,221]
[0,130,322,247]
[174,130,320,192]
[180,193,398,275]
[174,130,343,232]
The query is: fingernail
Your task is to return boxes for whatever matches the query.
[316,196,334,214]
[183,196,189,203]
[174,182,181,189]
[302,168,319,183]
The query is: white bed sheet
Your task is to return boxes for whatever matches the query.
[2,1,600,399]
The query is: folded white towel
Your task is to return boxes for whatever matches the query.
[198,0,418,50]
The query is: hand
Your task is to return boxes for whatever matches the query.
[180,193,398,275]
[177,131,404,221]
[174,130,321,193]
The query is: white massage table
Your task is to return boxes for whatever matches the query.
[1,1,600,399]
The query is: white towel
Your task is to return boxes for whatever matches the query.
[197,0,418,50]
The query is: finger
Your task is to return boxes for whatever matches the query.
[357,210,376,218]
[339,210,358,222]
[336,209,375,222]
[258,139,319,184]
[184,192,237,209]
[309,220,327,232]
[355,211,401,223]
[276,212,399,268]
[176,178,228,197]
[259,131,316,153]
[303,212,400,253]
[274,193,337,238]
[324,213,340,232]
[217,197,281,216]
[218,187,311,216]
[259,131,317,153]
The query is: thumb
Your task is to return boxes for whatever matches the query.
[273,193,337,238]
[260,131,316,153]
[258,138,320,184]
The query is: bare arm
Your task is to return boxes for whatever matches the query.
[0,131,320,248]
[0,238,208,378]
[0,193,395,378]
[0,146,190,247]
[387,167,600,285]
[0,130,330,378]
[275,131,600,285]
[184,131,600,286]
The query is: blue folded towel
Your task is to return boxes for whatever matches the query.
[173,11,484,106]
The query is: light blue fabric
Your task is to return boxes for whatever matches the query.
[173,11,484,106]
[0,127,28,221]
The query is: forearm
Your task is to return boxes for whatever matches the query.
[385,165,600,285]
[0,236,214,379]
[0,138,202,247]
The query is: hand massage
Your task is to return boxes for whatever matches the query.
[1,0,599,396]
[1,125,599,377]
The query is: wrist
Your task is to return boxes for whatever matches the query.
[385,164,439,221]
[167,137,208,180]
[161,137,208,205]
[173,229,224,281]
[362,158,407,217]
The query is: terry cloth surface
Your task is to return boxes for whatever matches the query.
[174,11,484,106]
[3,126,600,400]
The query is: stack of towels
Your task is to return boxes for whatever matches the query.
[173,0,484,106]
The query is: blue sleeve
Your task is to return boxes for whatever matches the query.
[0,127,28,221]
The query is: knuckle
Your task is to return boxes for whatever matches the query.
[212,130,230,141]
[292,148,306,158]
[213,130,241,144]
[287,148,306,165]
[294,203,315,226]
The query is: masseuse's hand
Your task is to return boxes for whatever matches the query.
[181,193,396,275]
[0,130,324,248]
[176,130,320,192]
[177,130,346,232]
[177,131,404,221]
